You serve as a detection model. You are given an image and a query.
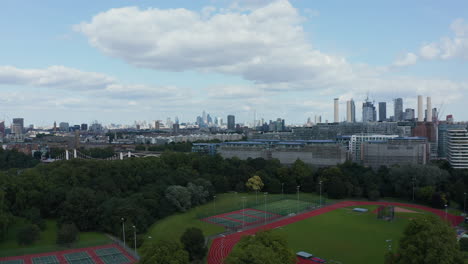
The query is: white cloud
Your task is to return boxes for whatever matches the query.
[393,52,418,66]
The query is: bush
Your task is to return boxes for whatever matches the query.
[368,189,380,201]
[180,227,207,261]
[57,223,79,245]
[17,224,40,245]
[460,237,468,252]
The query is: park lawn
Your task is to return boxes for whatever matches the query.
[143,192,323,246]
[0,219,110,257]
[273,205,427,264]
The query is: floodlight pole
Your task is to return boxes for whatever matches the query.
[464,192,467,216]
[213,195,216,214]
[282,183,284,199]
[121,217,126,248]
[319,181,322,207]
[296,186,300,213]
[445,204,448,221]
[412,176,415,202]
[264,192,268,223]
[242,197,246,228]
[132,225,137,252]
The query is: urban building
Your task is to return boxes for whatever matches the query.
[349,134,399,162]
[227,115,235,130]
[362,99,376,122]
[426,97,432,122]
[346,99,356,123]
[12,118,24,133]
[394,98,403,121]
[447,129,468,169]
[218,140,347,166]
[0,121,4,137]
[59,122,70,132]
[361,137,428,168]
[191,143,220,155]
[404,108,415,121]
[438,123,467,158]
[417,95,424,122]
[81,123,88,131]
[378,102,386,122]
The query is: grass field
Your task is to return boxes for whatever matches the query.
[273,205,430,264]
[0,219,111,257]
[143,192,322,246]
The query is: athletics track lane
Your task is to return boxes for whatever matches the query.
[207,201,464,264]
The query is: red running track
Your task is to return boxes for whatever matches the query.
[0,243,137,264]
[208,201,464,264]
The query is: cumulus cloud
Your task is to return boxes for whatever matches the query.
[393,52,418,66]
[0,65,114,90]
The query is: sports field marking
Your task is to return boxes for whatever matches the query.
[204,216,241,228]
[32,255,59,264]
[0,261,24,264]
[222,213,260,223]
[95,248,130,264]
[64,252,95,264]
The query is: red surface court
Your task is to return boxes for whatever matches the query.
[0,243,137,264]
[208,201,464,264]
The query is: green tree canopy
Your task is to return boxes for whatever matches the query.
[246,175,264,192]
[17,224,40,245]
[180,227,207,261]
[225,230,296,264]
[140,240,189,264]
[390,215,463,264]
[56,223,79,245]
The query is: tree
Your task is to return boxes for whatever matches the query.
[180,227,207,261]
[165,185,192,212]
[23,207,46,230]
[327,176,347,199]
[59,187,98,231]
[225,230,296,264]
[246,175,264,192]
[459,237,468,252]
[17,224,40,245]
[57,223,79,245]
[140,240,189,264]
[389,215,463,264]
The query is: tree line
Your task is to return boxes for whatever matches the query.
[0,149,467,247]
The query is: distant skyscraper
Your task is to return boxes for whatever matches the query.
[227,115,235,130]
[81,123,88,131]
[175,116,179,124]
[378,102,387,122]
[394,98,403,121]
[202,110,207,123]
[346,99,355,122]
[417,95,423,122]
[362,99,376,122]
[207,114,213,125]
[154,121,160,130]
[53,121,57,132]
[426,97,432,122]
[59,122,69,132]
[404,108,415,121]
[314,115,322,124]
[334,98,339,123]
[12,118,24,133]
[0,121,4,135]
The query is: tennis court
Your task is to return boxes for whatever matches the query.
[252,199,315,215]
[0,261,23,264]
[95,247,131,264]
[64,252,95,264]
[202,208,283,229]
[32,256,59,264]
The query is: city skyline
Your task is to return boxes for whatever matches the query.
[1,0,468,125]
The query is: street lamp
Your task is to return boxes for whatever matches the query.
[296,186,300,213]
[319,180,322,207]
[412,176,416,201]
[213,195,217,214]
[241,197,246,228]
[132,225,137,252]
[264,192,268,223]
[281,183,284,198]
[121,218,126,248]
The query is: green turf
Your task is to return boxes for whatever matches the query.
[252,199,314,216]
[273,205,429,264]
[0,219,111,257]
[142,192,322,249]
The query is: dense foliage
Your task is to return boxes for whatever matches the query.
[140,240,189,264]
[225,230,296,264]
[0,151,467,246]
[180,227,207,261]
[386,215,463,264]
[0,148,39,169]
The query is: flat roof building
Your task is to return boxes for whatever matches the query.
[447,129,468,169]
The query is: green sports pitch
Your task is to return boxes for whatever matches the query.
[273,205,429,264]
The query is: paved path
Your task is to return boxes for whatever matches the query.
[207,201,464,264]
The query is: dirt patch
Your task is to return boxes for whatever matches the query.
[394,207,419,213]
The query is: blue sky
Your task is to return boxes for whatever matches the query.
[0,0,467,127]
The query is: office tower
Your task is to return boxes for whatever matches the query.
[362,99,376,122]
[404,108,415,121]
[378,102,387,122]
[202,111,207,123]
[346,99,356,123]
[59,122,69,132]
[0,121,5,135]
[394,98,403,121]
[334,98,339,123]
[154,121,160,130]
[81,123,88,131]
[432,108,438,123]
[207,114,213,125]
[12,118,24,133]
[447,129,468,169]
[426,97,432,122]
[417,95,423,122]
[314,115,322,124]
[175,116,179,124]
[227,115,235,130]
